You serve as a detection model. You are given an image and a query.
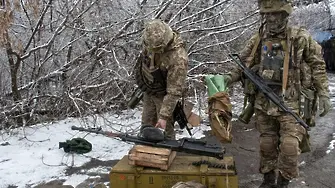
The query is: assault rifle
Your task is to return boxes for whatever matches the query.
[228,53,310,130]
[71,126,224,159]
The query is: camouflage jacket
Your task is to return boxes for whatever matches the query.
[228,27,330,113]
[142,32,188,120]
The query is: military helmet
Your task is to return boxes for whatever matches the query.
[259,0,293,14]
[142,19,174,53]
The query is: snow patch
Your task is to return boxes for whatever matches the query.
[326,133,335,154]
[0,115,138,188]
[63,174,90,187]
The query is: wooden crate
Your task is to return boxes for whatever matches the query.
[128,145,176,170]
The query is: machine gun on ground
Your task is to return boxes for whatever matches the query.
[71,126,225,159]
[229,53,310,130]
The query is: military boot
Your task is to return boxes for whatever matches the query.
[259,170,276,188]
[277,173,289,188]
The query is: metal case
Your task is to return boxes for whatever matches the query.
[110,155,238,188]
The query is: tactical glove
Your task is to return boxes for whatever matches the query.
[222,74,232,87]
[319,96,331,117]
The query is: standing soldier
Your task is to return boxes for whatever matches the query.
[223,0,331,187]
[135,19,188,140]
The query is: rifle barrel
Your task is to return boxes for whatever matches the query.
[71,126,225,159]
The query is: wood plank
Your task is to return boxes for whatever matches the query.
[127,145,176,170]
[167,151,177,167]
[132,145,171,156]
[129,156,168,164]
[129,152,169,161]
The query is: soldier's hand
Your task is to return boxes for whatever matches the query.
[155,119,167,129]
[319,96,331,117]
[222,74,232,86]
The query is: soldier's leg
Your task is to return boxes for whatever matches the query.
[141,93,157,128]
[153,95,175,140]
[255,110,280,173]
[255,110,279,188]
[277,114,305,180]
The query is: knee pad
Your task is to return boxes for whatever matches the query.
[260,136,278,152]
[280,136,299,156]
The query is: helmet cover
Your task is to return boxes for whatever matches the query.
[142,19,173,53]
[259,0,293,14]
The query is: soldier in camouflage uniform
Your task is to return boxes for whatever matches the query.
[136,19,188,139]
[223,0,331,187]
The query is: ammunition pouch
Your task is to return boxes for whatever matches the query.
[300,88,317,127]
[135,53,167,95]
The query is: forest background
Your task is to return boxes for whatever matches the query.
[0,0,333,130]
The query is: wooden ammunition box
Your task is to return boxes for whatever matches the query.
[128,145,177,170]
[110,155,238,188]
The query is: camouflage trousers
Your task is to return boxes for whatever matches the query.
[141,93,175,139]
[255,109,306,180]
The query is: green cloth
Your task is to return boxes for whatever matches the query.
[205,75,228,97]
[59,138,92,154]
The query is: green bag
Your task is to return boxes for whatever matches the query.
[205,74,228,97]
[59,137,92,154]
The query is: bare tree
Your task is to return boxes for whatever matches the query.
[290,1,333,34]
[0,0,261,129]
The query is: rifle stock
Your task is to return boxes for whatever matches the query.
[71,126,225,159]
[228,53,310,130]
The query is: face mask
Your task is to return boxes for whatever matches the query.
[263,12,288,35]
[143,40,165,54]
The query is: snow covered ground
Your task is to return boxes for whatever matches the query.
[0,110,212,188]
[1,74,334,188]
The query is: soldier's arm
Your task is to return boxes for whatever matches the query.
[300,32,330,98]
[227,33,259,83]
[159,47,188,120]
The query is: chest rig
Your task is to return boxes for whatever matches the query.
[258,31,291,96]
[135,51,167,95]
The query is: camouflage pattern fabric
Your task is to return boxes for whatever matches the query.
[142,93,175,139]
[227,26,330,180]
[258,0,293,14]
[139,20,188,139]
[255,109,305,179]
[142,19,174,53]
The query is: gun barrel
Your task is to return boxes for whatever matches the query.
[71,126,224,159]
